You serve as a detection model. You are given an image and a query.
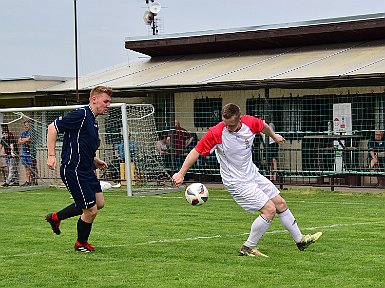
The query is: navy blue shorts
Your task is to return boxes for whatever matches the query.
[60,166,102,209]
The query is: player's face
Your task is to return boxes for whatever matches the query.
[223,115,240,133]
[93,93,111,116]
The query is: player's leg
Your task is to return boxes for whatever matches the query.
[239,199,275,257]
[271,194,322,250]
[46,190,104,236]
[74,175,104,252]
[74,204,98,252]
[257,171,322,250]
[95,191,105,210]
[244,200,275,246]
[45,202,83,235]
[74,190,104,252]
[227,183,272,257]
[271,195,303,242]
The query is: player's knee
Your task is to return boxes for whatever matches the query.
[261,201,276,220]
[84,206,98,220]
[274,197,288,212]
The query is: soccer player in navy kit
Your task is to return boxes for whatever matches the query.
[173,103,322,257]
[45,86,112,252]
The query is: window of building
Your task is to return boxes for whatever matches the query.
[194,98,222,128]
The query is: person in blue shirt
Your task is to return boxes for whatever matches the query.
[113,133,138,184]
[114,133,138,162]
[18,120,32,186]
[45,86,112,252]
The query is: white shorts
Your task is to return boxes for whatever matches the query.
[225,171,280,214]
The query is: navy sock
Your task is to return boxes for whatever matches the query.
[77,218,92,244]
[57,203,82,221]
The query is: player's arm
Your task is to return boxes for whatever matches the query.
[261,122,285,145]
[47,122,57,170]
[172,148,200,186]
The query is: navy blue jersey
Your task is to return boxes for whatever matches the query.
[54,105,100,172]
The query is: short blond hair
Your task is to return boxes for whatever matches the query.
[90,86,113,98]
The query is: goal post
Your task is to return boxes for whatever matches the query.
[0,103,172,196]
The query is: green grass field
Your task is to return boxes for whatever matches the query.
[0,186,384,288]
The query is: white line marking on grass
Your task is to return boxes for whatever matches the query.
[0,251,56,260]
[132,221,384,246]
[1,221,383,259]
[147,235,223,244]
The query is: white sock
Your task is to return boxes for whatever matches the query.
[278,208,303,243]
[245,215,272,247]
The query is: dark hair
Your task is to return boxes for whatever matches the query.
[222,103,240,120]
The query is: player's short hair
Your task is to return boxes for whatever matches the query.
[222,103,240,120]
[90,86,113,98]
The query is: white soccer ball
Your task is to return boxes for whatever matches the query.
[185,183,209,206]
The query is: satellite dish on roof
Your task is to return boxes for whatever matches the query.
[143,10,154,25]
[149,1,161,15]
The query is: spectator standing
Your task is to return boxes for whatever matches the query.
[0,146,7,181]
[167,119,193,170]
[368,130,385,187]
[115,133,138,162]
[156,133,170,167]
[1,124,19,186]
[18,120,33,186]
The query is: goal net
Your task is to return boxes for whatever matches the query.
[0,103,173,196]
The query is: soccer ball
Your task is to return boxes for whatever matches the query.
[185,183,209,206]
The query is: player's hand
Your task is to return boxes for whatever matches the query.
[47,155,56,170]
[274,134,286,145]
[94,158,107,170]
[172,172,184,187]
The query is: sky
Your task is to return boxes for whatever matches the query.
[0,0,384,79]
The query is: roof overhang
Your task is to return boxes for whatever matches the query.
[125,13,385,57]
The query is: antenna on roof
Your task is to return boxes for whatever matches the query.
[143,0,161,35]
